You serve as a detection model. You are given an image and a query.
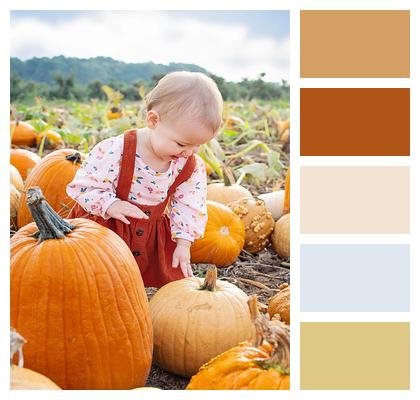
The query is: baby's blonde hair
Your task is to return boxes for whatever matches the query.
[145,71,223,133]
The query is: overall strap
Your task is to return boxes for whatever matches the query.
[167,155,197,197]
[116,129,137,201]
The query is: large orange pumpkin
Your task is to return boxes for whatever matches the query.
[17,149,84,228]
[150,266,254,377]
[10,121,37,147]
[187,295,290,390]
[10,165,24,191]
[10,149,41,180]
[10,329,61,390]
[11,187,153,389]
[190,200,245,267]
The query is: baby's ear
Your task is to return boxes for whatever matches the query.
[146,110,160,128]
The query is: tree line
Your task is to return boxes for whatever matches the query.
[11,72,290,104]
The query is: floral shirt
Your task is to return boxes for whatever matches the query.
[66,133,208,242]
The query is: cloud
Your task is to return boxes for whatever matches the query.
[10,11,289,82]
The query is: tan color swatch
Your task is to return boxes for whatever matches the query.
[300,167,410,233]
[301,11,410,77]
[301,322,410,389]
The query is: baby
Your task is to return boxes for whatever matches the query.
[67,71,223,288]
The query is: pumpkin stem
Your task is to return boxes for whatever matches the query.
[10,328,26,367]
[248,295,290,374]
[65,152,82,165]
[199,265,218,291]
[222,166,236,186]
[26,187,75,242]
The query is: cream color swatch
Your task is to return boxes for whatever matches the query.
[300,167,410,233]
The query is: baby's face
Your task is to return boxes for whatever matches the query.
[150,115,216,161]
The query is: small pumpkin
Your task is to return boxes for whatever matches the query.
[150,266,254,377]
[271,213,290,258]
[11,188,153,389]
[190,200,245,267]
[107,106,123,120]
[276,118,290,136]
[10,184,21,226]
[268,283,290,324]
[10,121,37,147]
[10,165,24,191]
[207,168,252,205]
[10,149,41,180]
[187,295,290,390]
[207,182,252,205]
[229,197,275,253]
[283,168,290,215]
[36,129,64,149]
[225,116,245,129]
[257,190,285,220]
[10,329,61,390]
[17,149,84,228]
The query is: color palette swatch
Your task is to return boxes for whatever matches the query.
[299,9,411,391]
[300,166,410,234]
[300,88,410,156]
[301,244,410,312]
[300,322,410,389]
[300,10,410,77]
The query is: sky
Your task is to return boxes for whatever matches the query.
[10,10,289,82]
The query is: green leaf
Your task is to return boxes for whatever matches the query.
[237,162,268,183]
[267,150,284,174]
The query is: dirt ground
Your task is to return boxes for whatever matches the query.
[144,246,290,389]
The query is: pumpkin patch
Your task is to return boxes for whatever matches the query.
[10,96,290,390]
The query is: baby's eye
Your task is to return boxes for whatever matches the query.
[176,142,186,147]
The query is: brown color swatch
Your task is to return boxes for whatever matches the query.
[300,88,410,156]
[300,167,410,234]
[301,322,410,390]
[301,11,410,77]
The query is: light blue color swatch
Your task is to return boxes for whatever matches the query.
[301,244,410,312]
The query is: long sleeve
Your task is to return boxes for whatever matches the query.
[66,136,123,218]
[169,155,208,242]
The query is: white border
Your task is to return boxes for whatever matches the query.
[2,0,419,399]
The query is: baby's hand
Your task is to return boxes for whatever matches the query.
[172,239,193,278]
[106,200,149,224]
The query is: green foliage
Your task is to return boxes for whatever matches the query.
[11,56,290,103]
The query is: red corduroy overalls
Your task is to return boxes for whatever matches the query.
[68,129,196,288]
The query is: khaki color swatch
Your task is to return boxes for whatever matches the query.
[300,167,410,233]
[300,88,410,156]
[301,322,410,389]
[301,11,410,77]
